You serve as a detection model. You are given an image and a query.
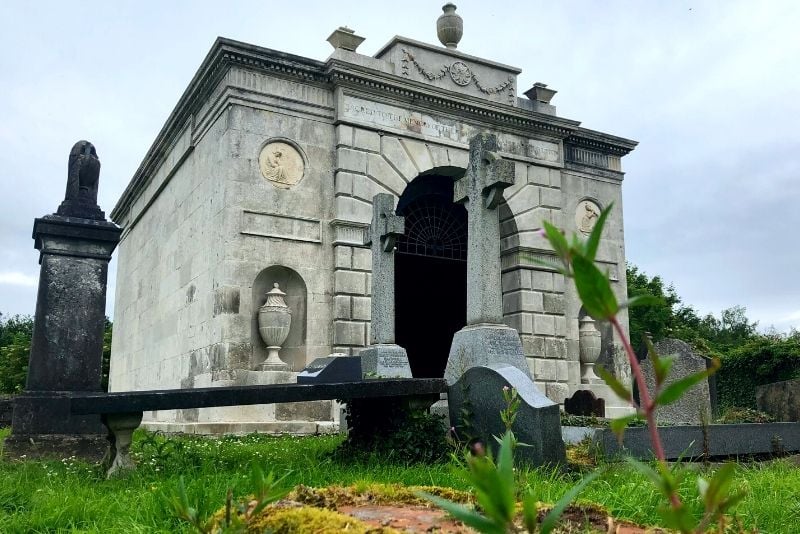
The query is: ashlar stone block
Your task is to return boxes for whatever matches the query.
[540,187,562,208]
[337,147,367,174]
[401,138,433,172]
[533,314,555,336]
[381,137,417,181]
[334,321,366,346]
[353,128,380,153]
[366,153,407,196]
[334,270,367,295]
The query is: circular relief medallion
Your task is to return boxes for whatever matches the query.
[259,141,304,189]
[448,61,472,86]
[576,200,602,235]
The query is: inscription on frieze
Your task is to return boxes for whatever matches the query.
[341,96,561,165]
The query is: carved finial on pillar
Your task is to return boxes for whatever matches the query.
[57,140,105,220]
[326,26,366,52]
[524,83,557,104]
[437,3,463,49]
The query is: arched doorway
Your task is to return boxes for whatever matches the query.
[395,174,467,377]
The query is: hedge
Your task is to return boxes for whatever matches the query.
[716,337,800,409]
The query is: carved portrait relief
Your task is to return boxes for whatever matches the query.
[259,141,304,189]
[575,199,602,235]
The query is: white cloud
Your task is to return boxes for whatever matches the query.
[0,272,38,287]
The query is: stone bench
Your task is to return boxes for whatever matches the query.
[68,378,447,477]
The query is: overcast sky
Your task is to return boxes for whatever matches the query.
[1,0,798,331]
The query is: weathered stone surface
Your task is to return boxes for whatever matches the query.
[457,133,514,325]
[444,324,531,385]
[7,147,120,459]
[297,355,362,384]
[448,364,565,466]
[276,400,332,421]
[56,140,105,220]
[756,379,800,422]
[642,338,711,424]
[0,395,12,427]
[360,344,412,378]
[365,194,404,344]
[564,389,605,417]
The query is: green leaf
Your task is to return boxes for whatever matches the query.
[609,413,640,444]
[541,220,571,264]
[539,469,601,534]
[596,365,632,402]
[653,356,675,389]
[522,492,538,534]
[418,493,503,534]
[526,257,571,277]
[656,358,720,406]
[572,255,619,320]
[583,203,612,262]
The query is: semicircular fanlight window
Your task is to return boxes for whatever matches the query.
[396,195,467,261]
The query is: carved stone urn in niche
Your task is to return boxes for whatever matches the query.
[578,316,602,383]
[257,283,292,371]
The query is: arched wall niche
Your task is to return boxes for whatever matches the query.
[577,306,614,377]
[251,266,307,371]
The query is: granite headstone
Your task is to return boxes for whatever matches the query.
[448,363,565,466]
[642,338,711,424]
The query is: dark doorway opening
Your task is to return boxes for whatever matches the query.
[395,175,467,378]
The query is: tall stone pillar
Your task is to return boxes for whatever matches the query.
[359,193,412,378]
[4,141,121,460]
[443,133,532,384]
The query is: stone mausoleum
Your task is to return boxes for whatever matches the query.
[109,6,637,433]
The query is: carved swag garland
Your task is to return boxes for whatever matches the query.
[401,49,515,103]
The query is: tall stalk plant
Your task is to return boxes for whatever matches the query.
[537,204,744,532]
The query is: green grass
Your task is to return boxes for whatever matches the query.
[1,427,799,533]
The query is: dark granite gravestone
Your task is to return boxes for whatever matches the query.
[297,355,363,384]
[4,141,121,461]
[448,363,565,466]
[564,390,605,417]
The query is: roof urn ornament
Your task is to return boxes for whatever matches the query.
[436,3,463,49]
[257,283,292,371]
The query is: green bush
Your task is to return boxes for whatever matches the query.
[716,336,800,409]
[336,398,449,464]
[0,315,34,394]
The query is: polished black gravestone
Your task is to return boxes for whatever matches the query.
[4,141,121,461]
[564,390,605,417]
[297,356,363,384]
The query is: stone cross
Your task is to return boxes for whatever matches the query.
[365,193,405,344]
[455,133,514,325]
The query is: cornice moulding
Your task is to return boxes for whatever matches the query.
[112,37,638,224]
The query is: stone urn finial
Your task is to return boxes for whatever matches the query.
[257,283,292,371]
[437,3,463,49]
[578,316,602,383]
